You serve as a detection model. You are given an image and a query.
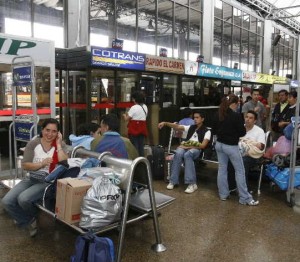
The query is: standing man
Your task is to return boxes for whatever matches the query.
[158,111,211,194]
[242,89,266,130]
[271,89,290,141]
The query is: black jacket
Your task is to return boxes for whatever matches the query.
[216,108,246,145]
[186,125,209,143]
[271,102,290,133]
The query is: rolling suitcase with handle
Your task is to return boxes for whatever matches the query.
[144,145,165,180]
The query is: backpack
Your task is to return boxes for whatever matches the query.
[70,233,115,262]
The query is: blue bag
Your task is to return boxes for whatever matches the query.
[70,233,115,262]
[283,122,294,140]
[265,163,300,190]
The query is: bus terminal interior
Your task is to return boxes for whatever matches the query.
[1,0,300,261]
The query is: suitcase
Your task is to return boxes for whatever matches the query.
[144,145,165,180]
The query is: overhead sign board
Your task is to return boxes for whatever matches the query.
[242,71,287,84]
[197,63,242,80]
[91,47,145,70]
[145,55,184,74]
[0,33,54,67]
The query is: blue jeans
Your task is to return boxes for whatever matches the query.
[215,141,253,204]
[170,147,201,185]
[129,135,145,157]
[1,178,48,226]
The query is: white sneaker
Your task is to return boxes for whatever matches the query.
[185,184,198,194]
[167,183,174,190]
[27,219,37,237]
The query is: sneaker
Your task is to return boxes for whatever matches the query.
[27,219,37,237]
[167,183,174,190]
[229,188,237,194]
[220,196,229,201]
[240,200,259,206]
[185,184,198,194]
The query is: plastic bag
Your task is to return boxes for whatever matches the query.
[78,167,114,179]
[79,176,122,230]
[272,136,291,155]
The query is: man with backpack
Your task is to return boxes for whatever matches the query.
[158,111,211,194]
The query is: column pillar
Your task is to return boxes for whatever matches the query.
[65,0,89,48]
[262,20,272,74]
[201,0,214,64]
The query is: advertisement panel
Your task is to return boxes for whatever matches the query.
[91,47,145,70]
[145,55,184,74]
[15,122,33,141]
[242,71,257,82]
[184,61,198,76]
[255,73,286,84]
[13,66,32,86]
[197,63,242,80]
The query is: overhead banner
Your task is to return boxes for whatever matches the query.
[145,55,184,74]
[91,47,145,70]
[197,63,242,80]
[242,71,287,84]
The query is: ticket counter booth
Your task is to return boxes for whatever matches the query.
[179,61,244,133]
[0,33,55,156]
[55,47,186,146]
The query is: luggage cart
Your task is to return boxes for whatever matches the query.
[1,56,39,188]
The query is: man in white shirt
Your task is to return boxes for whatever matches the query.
[228,110,265,192]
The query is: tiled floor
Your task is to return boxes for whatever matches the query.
[1,158,300,262]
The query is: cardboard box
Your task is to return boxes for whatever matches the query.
[55,178,92,224]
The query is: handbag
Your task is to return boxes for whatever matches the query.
[127,120,148,136]
[29,170,49,183]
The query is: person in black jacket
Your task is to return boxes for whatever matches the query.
[158,111,211,194]
[271,89,289,141]
[275,90,297,133]
[215,94,259,206]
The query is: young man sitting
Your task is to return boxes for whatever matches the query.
[158,111,211,194]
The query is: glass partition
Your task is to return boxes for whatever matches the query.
[162,74,178,107]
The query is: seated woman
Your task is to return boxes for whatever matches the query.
[1,118,68,237]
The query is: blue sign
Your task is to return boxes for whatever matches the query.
[197,63,242,81]
[13,66,32,85]
[15,122,34,141]
[91,47,145,70]
[112,39,124,50]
